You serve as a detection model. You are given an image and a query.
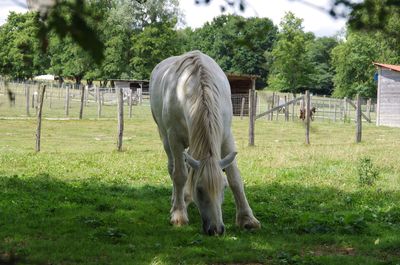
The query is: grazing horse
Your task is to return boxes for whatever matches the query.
[150,51,260,235]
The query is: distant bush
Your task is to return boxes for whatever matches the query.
[357,157,379,186]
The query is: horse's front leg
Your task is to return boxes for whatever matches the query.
[222,137,261,229]
[168,133,189,226]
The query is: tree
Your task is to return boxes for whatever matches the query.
[331,30,398,98]
[49,35,95,87]
[121,0,182,30]
[21,0,400,65]
[307,37,338,95]
[0,12,48,79]
[130,21,182,79]
[99,2,133,81]
[186,15,277,87]
[266,12,314,93]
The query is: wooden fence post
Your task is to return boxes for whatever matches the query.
[366,98,371,121]
[65,84,70,117]
[117,87,124,151]
[343,97,347,122]
[334,103,337,122]
[356,94,362,143]
[270,92,275,121]
[0,79,4,95]
[129,88,133,119]
[95,84,98,103]
[240,97,245,120]
[275,95,280,121]
[79,84,84,120]
[36,85,46,152]
[255,91,258,117]
[32,92,35,109]
[84,85,88,106]
[49,83,53,109]
[138,87,143,105]
[305,90,311,145]
[284,95,289,121]
[26,83,30,117]
[36,85,40,112]
[328,97,331,121]
[97,86,102,118]
[291,93,296,121]
[248,86,255,146]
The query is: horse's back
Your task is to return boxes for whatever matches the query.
[149,51,232,140]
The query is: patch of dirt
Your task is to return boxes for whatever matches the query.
[303,245,356,257]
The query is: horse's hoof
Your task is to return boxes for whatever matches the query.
[170,210,189,226]
[237,215,261,230]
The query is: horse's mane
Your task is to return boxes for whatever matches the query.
[175,51,225,198]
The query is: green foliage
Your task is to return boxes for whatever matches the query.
[0,0,182,82]
[266,12,316,93]
[331,30,398,98]
[186,15,277,87]
[130,21,181,80]
[357,157,380,186]
[100,5,132,80]
[307,37,338,95]
[348,0,400,38]
[0,12,48,79]
[38,0,107,63]
[330,1,400,98]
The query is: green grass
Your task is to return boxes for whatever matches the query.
[1,112,400,264]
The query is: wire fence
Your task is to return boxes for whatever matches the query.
[231,91,377,123]
[0,80,152,120]
[1,81,377,124]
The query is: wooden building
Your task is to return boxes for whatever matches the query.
[226,73,258,116]
[374,63,400,127]
[112,79,149,94]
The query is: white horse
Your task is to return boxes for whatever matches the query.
[150,51,260,235]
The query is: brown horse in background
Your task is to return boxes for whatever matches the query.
[300,107,316,121]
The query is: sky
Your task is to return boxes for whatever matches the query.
[179,0,347,37]
[0,0,347,37]
[0,0,28,25]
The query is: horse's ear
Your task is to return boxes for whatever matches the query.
[183,151,200,170]
[219,152,237,170]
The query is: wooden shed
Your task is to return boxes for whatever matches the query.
[226,73,258,116]
[112,79,149,94]
[374,63,400,127]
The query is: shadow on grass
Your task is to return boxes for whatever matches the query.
[0,174,400,265]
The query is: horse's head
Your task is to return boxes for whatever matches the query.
[184,151,237,235]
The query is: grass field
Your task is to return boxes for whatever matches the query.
[1,108,400,264]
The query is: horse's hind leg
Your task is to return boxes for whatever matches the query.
[167,131,189,226]
[222,137,261,230]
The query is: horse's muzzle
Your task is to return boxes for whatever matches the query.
[203,221,225,236]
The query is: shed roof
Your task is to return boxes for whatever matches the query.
[226,73,259,80]
[110,79,149,83]
[373,62,400,73]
